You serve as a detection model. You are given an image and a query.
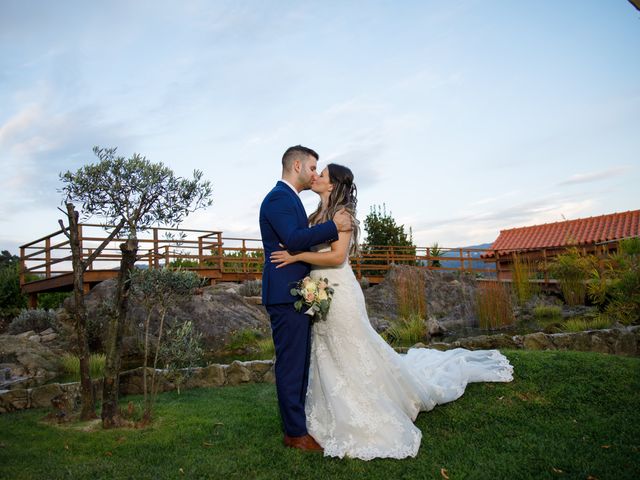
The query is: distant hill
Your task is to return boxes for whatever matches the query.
[421,242,495,275]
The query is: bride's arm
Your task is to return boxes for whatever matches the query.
[270,231,351,268]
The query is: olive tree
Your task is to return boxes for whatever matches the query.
[130,268,203,421]
[60,146,212,428]
[57,203,125,420]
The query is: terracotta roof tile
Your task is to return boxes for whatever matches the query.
[484,210,640,257]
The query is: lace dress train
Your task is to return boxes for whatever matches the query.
[305,252,513,460]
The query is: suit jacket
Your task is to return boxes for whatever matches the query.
[259,181,338,306]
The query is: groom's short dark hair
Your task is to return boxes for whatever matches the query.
[282,145,319,171]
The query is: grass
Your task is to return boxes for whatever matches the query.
[383,313,427,345]
[475,281,515,329]
[1,350,638,479]
[534,305,563,321]
[562,316,613,332]
[60,353,106,380]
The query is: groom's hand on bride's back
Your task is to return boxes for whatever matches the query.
[333,208,352,232]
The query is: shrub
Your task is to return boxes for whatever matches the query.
[548,247,597,306]
[384,314,426,345]
[159,320,204,394]
[228,329,263,350]
[475,281,515,329]
[587,238,640,325]
[238,280,261,297]
[8,309,57,334]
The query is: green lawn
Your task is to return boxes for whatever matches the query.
[1,350,638,480]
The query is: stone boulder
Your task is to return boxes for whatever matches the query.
[64,278,270,356]
[364,265,478,329]
[0,334,62,389]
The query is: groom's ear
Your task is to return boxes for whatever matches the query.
[293,159,301,173]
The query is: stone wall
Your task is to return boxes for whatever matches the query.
[0,359,275,414]
[2,326,638,414]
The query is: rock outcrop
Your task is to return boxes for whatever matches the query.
[364,265,477,330]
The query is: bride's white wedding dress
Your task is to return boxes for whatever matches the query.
[305,246,513,460]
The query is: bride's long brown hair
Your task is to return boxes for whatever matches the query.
[308,163,360,255]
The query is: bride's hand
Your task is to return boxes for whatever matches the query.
[270,250,297,268]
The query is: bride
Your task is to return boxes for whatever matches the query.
[270,163,513,460]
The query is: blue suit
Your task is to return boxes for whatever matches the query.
[259,181,338,436]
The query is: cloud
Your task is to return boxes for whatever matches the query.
[411,193,597,247]
[558,166,632,186]
[0,101,137,219]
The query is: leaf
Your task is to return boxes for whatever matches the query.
[104,451,113,457]
[551,467,563,473]
[202,442,214,448]
[290,288,298,296]
[440,468,449,479]
[600,445,611,449]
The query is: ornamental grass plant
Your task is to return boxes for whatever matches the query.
[475,281,515,329]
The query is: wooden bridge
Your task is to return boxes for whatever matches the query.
[19,224,516,307]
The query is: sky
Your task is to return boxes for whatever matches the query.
[1,0,639,255]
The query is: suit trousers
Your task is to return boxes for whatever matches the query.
[266,303,312,437]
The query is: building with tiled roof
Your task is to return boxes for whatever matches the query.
[483,209,640,280]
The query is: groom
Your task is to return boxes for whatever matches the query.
[259,145,351,451]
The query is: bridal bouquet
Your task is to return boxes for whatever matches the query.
[291,276,335,322]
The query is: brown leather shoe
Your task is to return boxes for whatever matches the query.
[283,434,323,452]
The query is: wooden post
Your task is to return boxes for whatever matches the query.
[78,224,84,261]
[242,240,247,273]
[19,246,25,287]
[217,233,223,271]
[164,245,170,266]
[495,251,500,280]
[542,248,548,284]
[460,248,464,272]
[153,228,160,268]
[83,283,91,295]
[45,237,51,278]
[88,249,94,271]
[29,293,38,309]
[198,236,204,266]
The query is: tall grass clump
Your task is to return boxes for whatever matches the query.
[510,254,537,305]
[475,281,515,329]
[61,352,106,379]
[533,305,562,322]
[384,313,427,345]
[391,266,427,319]
[548,247,597,306]
[562,316,612,332]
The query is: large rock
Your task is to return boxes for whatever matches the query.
[64,278,270,356]
[0,334,62,387]
[364,266,478,330]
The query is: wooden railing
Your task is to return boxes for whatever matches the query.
[19,224,504,290]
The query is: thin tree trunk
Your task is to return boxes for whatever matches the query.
[101,238,138,428]
[149,308,167,419]
[65,203,96,420]
[142,310,153,419]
